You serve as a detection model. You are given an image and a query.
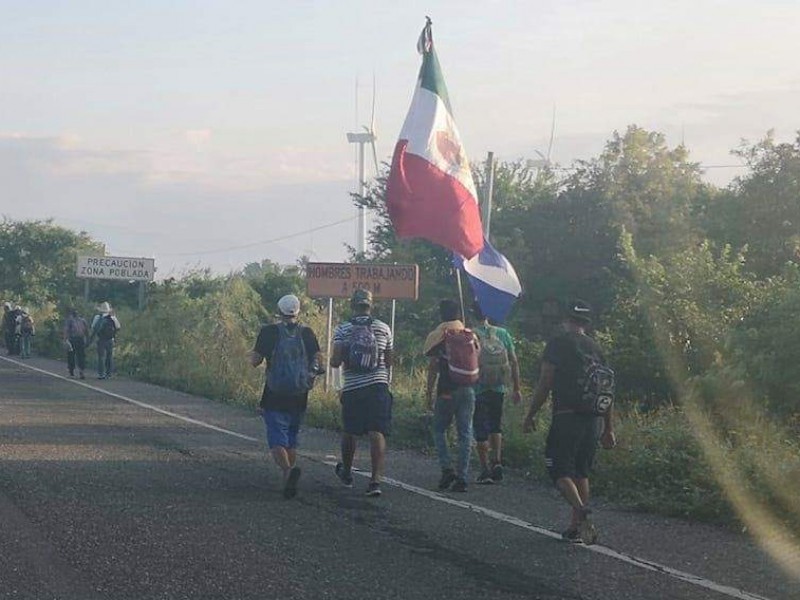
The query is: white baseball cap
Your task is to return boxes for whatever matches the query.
[277,294,301,317]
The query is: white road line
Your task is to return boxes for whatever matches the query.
[1,356,775,600]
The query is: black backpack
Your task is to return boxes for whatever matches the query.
[576,359,615,416]
[96,315,117,341]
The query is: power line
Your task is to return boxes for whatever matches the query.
[160,216,358,258]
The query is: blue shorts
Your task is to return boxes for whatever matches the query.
[262,410,304,449]
[340,383,393,436]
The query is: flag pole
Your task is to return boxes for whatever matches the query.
[456,269,467,326]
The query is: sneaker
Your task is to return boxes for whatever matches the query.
[450,478,468,493]
[437,468,456,491]
[577,508,598,545]
[561,528,583,543]
[69,371,75,377]
[476,469,494,485]
[365,482,382,497]
[491,462,504,482]
[283,466,301,499]
[335,462,354,488]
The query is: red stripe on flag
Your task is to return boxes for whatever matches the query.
[386,140,484,259]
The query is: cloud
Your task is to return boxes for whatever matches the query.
[0,134,357,276]
[185,129,212,147]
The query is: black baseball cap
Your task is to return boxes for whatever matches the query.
[566,299,593,324]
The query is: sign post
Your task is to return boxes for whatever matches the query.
[77,255,156,310]
[306,263,419,300]
[307,262,419,390]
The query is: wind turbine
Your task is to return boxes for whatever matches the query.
[527,106,556,170]
[347,77,379,255]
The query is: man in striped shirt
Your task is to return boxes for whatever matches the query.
[330,289,394,497]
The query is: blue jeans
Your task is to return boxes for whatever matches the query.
[97,339,114,377]
[433,386,476,481]
[20,334,32,358]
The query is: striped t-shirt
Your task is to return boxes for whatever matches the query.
[333,316,393,392]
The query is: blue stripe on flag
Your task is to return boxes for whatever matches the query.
[453,238,522,324]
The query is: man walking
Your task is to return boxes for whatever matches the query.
[250,294,322,499]
[89,302,121,379]
[17,308,35,359]
[424,299,479,493]
[472,303,522,484]
[64,309,90,378]
[523,300,616,544]
[3,302,15,355]
[330,289,394,497]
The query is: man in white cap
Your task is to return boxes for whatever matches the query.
[249,294,322,499]
[88,301,121,379]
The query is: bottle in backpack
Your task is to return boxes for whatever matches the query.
[267,323,311,395]
[476,326,510,387]
[577,358,615,415]
[346,318,379,372]
[444,329,480,386]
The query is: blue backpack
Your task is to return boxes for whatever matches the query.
[267,323,311,395]
[347,318,379,372]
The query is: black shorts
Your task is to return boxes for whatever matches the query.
[340,383,393,436]
[473,390,504,442]
[545,413,600,483]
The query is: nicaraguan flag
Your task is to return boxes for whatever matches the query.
[454,239,522,324]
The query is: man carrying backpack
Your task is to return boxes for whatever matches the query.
[64,308,90,378]
[17,308,35,359]
[472,303,522,485]
[250,294,322,500]
[89,302,121,380]
[424,299,479,493]
[523,300,616,545]
[3,302,16,355]
[330,289,394,498]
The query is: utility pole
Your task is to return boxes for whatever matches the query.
[483,151,495,239]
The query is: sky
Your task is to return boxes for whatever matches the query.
[2,0,799,278]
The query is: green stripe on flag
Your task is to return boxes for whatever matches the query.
[419,49,452,113]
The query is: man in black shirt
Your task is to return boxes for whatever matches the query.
[523,300,616,544]
[250,294,322,499]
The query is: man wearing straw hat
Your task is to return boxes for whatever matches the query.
[89,301,121,380]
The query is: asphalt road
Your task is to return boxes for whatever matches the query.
[0,356,795,600]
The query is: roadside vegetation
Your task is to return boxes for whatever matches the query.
[3,126,800,539]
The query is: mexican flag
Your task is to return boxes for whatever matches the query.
[386,19,484,259]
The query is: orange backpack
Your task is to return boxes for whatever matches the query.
[444,329,480,386]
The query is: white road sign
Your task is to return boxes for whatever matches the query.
[76,256,155,281]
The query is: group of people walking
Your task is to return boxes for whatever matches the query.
[3,303,36,358]
[250,289,616,545]
[3,300,120,379]
[62,302,121,379]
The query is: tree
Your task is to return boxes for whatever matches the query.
[705,131,800,277]
[0,219,103,305]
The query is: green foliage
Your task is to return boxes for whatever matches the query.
[608,232,765,404]
[725,266,800,414]
[705,131,800,277]
[0,218,103,305]
[114,276,268,402]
